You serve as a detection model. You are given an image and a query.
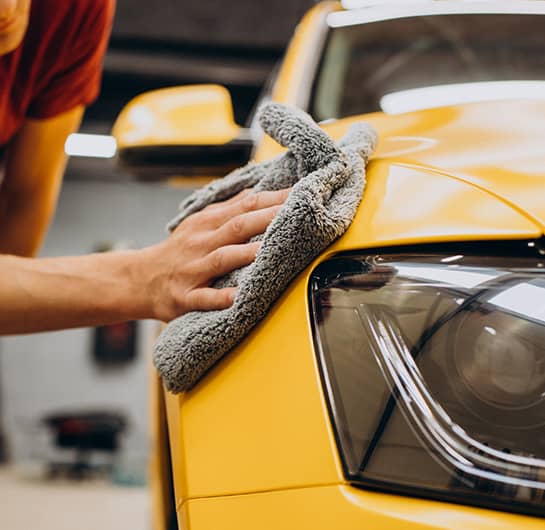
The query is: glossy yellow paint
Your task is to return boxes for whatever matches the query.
[147,3,545,530]
[112,84,240,149]
[161,156,539,529]
[256,105,545,245]
[328,161,540,252]
[325,101,545,232]
[184,485,545,530]
[164,270,341,501]
[161,164,539,515]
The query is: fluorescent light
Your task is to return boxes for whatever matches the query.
[489,283,545,324]
[65,133,117,158]
[342,0,427,9]
[441,255,464,264]
[380,81,545,114]
[329,2,545,28]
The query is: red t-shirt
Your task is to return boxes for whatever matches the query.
[0,0,115,148]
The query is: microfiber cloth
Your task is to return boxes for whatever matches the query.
[153,103,377,392]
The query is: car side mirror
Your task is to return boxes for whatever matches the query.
[112,84,253,181]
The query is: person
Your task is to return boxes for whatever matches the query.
[0,0,288,335]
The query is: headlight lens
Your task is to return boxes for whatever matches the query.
[310,245,545,516]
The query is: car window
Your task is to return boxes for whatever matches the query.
[310,14,545,120]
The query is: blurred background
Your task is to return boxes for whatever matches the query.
[0,1,312,528]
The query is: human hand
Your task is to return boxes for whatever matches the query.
[138,188,290,322]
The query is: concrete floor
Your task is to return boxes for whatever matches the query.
[0,466,150,530]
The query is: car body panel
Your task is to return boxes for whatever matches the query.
[182,485,545,530]
[258,101,545,236]
[164,271,341,502]
[151,2,545,528]
[163,161,538,509]
[113,85,240,149]
[162,155,539,516]
[328,161,540,252]
[326,101,545,232]
[255,0,545,233]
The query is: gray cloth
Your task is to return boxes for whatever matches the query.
[154,103,377,393]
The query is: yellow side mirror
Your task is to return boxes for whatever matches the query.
[112,84,253,180]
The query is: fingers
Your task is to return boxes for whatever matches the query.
[202,188,290,229]
[179,241,260,315]
[158,188,290,319]
[185,287,237,312]
[226,188,290,218]
[204,189,252,211]
[201,241,261,279]
[211,205,282,248]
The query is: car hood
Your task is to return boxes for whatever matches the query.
[314,100,545,252]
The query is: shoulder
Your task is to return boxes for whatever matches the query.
[31,0,115,18]
[27,0,115,66]
[29,0,115,41]
[22,0,115,118]
[71,0,116,32]
[70,0,115,51]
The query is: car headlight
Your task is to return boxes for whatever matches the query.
[310,242,545,516]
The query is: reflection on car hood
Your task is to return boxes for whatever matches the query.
[257,100,545,249]
[313,100,545,251]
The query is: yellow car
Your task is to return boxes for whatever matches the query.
[114,1,545,529]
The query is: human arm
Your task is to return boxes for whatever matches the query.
[0,0,115,256]
[0,188,289,335]
[0,107,84,257]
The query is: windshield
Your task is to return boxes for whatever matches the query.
[310,13,545,119]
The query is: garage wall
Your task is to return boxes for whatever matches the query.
[0,180,189,468]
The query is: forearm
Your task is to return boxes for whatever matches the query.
[0,251,150,335]
[0,108,83,257]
